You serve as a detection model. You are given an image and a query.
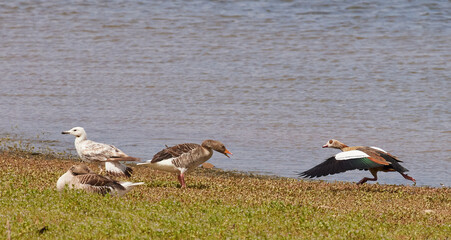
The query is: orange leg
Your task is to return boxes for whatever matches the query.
[357,169,378,185]
[400,172,416,184]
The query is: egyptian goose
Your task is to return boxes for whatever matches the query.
[138,140,232,188]
[56,165,144,196]
[62,127,140,178]
[300,139,416,184]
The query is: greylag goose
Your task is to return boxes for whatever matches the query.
[56,165,144,196]
[138,140,232,188]
[62,127,139,177]
[299,139,416,184]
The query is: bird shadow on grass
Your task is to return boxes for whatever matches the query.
[186,183,211,190]
[145,180,211,190]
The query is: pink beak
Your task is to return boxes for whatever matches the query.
[322,145,328,148]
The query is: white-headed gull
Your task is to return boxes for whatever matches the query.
[62,127,139,178]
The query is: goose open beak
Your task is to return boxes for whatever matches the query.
[224,149,232,158]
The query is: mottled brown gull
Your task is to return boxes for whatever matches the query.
[62,127,139,177]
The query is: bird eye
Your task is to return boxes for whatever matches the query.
[74,129,77,131]
[329,140,333,144]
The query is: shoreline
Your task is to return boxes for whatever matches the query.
[0,144,444,188]
[0,132,446,188]
[1,148,450,238]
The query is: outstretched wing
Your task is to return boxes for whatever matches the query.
[151,143,200,163]
[299,150,387,178]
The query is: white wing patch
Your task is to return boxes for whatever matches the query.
[335,150,370,160]
[370,146,387,153]
[137,158,180,173]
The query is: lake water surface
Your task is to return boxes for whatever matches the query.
[1,0,450,187]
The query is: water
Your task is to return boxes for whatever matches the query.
[1,0,450,187]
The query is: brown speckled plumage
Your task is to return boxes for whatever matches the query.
[152,143,200,163]
[139,140,232,188]
[57,165,144,196]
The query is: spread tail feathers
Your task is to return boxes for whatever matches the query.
[120,182,145,188]
[118,182,145,196]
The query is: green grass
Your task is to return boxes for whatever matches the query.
[0,149,450,239]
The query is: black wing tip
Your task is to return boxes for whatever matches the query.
[125,167,133,177]
[99,187,112,196]
[297,171,319,179]
[297,166,340,178]
[106,167,133,178]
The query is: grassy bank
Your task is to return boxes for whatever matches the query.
[0,149,450,239]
